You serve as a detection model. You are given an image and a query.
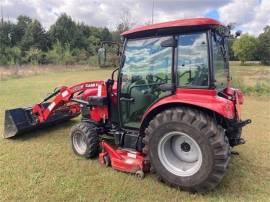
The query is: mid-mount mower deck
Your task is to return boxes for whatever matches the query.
[4,18,251,192]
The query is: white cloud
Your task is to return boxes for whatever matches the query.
[218,0,270,35]
[1,0,269,35]
[1,0,227,28]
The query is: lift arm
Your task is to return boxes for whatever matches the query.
[32,81,106,123]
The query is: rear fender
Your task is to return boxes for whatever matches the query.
[140,89,235,132]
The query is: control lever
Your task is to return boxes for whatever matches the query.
[158,83,176,91]
[120,97,135,102]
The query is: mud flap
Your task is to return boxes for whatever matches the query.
[3,104,78,138]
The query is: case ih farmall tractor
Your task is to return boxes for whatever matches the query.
[4,18,251,192]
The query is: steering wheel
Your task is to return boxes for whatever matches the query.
[190,65,208,86]
[146,74,168,84]
[145,74,170,97]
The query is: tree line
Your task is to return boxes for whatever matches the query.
[0,13,269,66]
[229,26,270,65]
[0,14,126,66]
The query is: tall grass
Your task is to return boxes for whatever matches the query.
[1,63,269,96]
[230,64,270,96]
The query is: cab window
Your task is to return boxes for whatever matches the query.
[120,36,172,128]
[212,33,228,89]
[177,32,209,87]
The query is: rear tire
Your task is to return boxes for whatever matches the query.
[71,122,99,158]
[143,107,230,192]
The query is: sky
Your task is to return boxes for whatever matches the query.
[0,0,269,36]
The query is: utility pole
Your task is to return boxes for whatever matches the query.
[151,0,155,24]
[1,4,3,25]
[0,3,3,51]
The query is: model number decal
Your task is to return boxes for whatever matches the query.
[48,102,56,111]
[61,90,69,97]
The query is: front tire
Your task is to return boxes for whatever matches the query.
[71,122,99,158]
[143,107,230,192]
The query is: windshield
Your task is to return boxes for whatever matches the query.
[212,32,229,89]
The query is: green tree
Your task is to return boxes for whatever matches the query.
[47,40,63,64]
[77,23,91,38]
[30,20,49,51]
[11,15,32,46]
[86,35,100,55]
[20,19,48,51]
[2,47,22,65]
[0,21,16,65]
[47,40,76,65]
[9,47,22,64]
[232,34,257,64]
[73,28,88,50]
[25,48,43,65]
[100,27,112,41]
[228,38,237,61]
[88,26,102,39]
[0,21,13,49]
[49,14,78,49]
[62,43,76,65]
[0,14,118,66]
[257,26,270,65]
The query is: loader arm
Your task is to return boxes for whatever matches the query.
[32,81,106,123]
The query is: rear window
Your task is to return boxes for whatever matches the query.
[212,33,228,89]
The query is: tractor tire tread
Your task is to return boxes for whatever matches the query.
[142,107,230,193]
[71,122,99,159]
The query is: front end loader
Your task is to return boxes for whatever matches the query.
[3,81,105,138]
[3,18,251,193]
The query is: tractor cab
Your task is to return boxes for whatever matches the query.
[117,18,231,129]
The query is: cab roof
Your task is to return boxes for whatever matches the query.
[121,18,222,37]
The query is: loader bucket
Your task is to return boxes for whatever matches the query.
[4,104,78,138]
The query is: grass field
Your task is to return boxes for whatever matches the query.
[0,65,270,201]
[230,63,270,96]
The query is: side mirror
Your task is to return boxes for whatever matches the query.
[235,30,242,38]
[161,37,177,48]
[111,68,119,80]
[227,23,236,30]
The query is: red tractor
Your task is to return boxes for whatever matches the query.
[4,18,251,192]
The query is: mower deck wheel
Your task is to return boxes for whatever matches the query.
[135,170,144,179]
[103,154,111,167]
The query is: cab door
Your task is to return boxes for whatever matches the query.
[119,36,173,129]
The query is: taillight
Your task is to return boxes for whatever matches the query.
[236,89,244,105]
[224,88,244,105]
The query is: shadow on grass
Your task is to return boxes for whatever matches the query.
[10,119,78,141]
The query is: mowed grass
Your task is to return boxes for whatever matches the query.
[0,66,270,201]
